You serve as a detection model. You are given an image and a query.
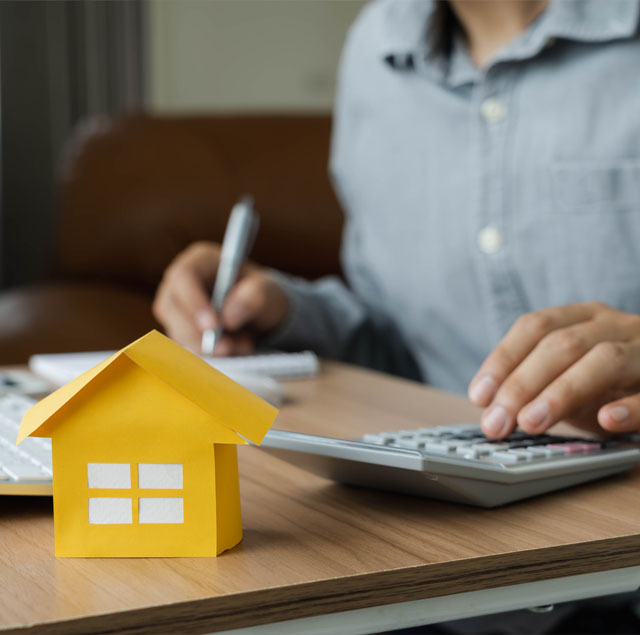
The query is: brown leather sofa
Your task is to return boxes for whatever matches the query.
[0,114,344,364]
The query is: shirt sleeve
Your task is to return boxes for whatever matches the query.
[262,271,422,381]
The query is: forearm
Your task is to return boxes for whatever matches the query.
[264,273,422,381]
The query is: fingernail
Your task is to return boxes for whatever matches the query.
[483,405,508,437]
[520,401,549,431]
[195,309,215,331]
[607,405,629,423]
[469,375,497,405]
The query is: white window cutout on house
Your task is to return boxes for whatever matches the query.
[138,463,183,489]
[139,497,184,524]
[87,463,131,489]
[86,462,184,525]
[89,497,133,524]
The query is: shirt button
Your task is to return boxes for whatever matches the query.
[481,97,507,124]
[477,226,503,254]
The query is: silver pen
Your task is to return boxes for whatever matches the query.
[201,195,259,356]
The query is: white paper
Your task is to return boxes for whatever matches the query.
[89,497,132,524]
[29,349,317,384]
[138,463,183,489]
[138,497,184,524]
[87,463,131,489]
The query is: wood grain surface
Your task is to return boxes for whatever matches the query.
[1,361,639,633]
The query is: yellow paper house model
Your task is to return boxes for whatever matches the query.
[16,330,278,558]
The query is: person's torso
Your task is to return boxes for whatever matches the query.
[332,0,640,392]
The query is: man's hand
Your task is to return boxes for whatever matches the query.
[153,241,289,355]
[468,302,640,438]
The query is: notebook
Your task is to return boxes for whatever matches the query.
[29,350,319,386]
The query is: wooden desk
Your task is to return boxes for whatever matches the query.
[1,362,640,634]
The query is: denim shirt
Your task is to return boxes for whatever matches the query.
[270,0,640,394]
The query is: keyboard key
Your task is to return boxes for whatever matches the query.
[0,462,50,481]
[27,447,52,467]
[35,462,52,476]
[37,438,52,450]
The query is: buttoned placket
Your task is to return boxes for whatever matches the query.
[471,65,529,347]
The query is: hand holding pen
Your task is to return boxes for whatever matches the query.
[152,196,289,355]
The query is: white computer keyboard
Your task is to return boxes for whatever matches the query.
[0,395,52,493]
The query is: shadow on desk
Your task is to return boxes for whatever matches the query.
[0,495,52,518]
[384,592,640,635]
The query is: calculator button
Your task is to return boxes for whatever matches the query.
[362,434,389,445]
[508,439,539,448]
[457,444,489,456]
[362,434,396,445]
[452,430,486,440]
[447,440,474,448]
[395,438,426,450]
[545,442,597,455]
[508,449,536,460]
[473,443,510,453]
[458,448,492,460]
[425,441,464,454]
[506,431,530,440]
[577,442,601,452]
[491,451,526,464]
[545,444,573,455]
[564,442,601,454]
[543,445,567,456]
[526,447,550,458]
[424,442,453,454]
[448,423,480,433]
[427,427,455,437]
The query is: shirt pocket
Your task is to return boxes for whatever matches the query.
[547,161,640,312]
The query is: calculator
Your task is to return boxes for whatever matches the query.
[259,424,640,507]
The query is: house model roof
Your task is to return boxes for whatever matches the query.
[17,330,278,445]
